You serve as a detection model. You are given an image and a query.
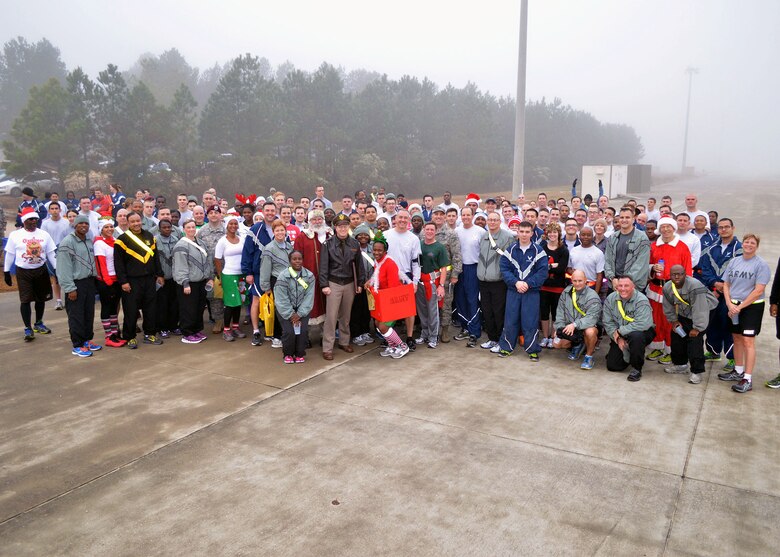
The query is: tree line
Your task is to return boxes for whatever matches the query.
[0,36,644,198]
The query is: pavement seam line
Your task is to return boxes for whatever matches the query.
[0,350,372,527]
[661,362,713,555]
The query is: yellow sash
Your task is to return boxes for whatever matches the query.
[671,283,689,306]
[572,289,586,316]
[116,230,154,264]
[288,267,308,289]
[617,300,634,322]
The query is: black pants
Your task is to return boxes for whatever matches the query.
[96,280,121,320]
[66,277,96,348]
[177,281,207,336]
[121,275,157,339]
[156,279,179,332]
[671,316,705,373]
[606,328,655,372]
[479,280,507,342]
[349,290,371,338]
[281,316,309,357]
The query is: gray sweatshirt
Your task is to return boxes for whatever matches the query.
[554,284,602,331]
[477,228,515,282]
[56,232,96,293]
[602,289,654,338]
[172,237,211,287]
[662,276,718,331]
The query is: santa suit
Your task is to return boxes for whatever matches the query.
[647,235,692,352]
[293,227,332,324]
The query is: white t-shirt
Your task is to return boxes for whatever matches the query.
[215,235,246,275]
[678,231,702,267]
[4,227,57,271]
[384,228,422,282]
[93,237,116,277]
[41,217,72,246]
[455,224,486,265]
[569,245,605,282]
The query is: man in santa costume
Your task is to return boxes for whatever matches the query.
[293,209,333,335]
[646,216,693,365]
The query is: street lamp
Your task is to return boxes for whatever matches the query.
[681,66,699,175]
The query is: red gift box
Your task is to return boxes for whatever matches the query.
[371,283,417,322]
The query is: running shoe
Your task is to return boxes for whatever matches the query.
[380,346,396,357]
[72,346,92,358]
[294,357,306,364]
[664,364,689,374]
[466,335,477,348]
[406,338,416,351]
[283,356,295,364]
[127,338,138,349]
[271,338,283,348]
[143,334,163,345]
[55,300,64,311]
[33,322,51,334]
[529,352,540,362]
[24,327,35,342]
[688,372,702,384]
[361,333,375,344]
[717,370,744,382]
[765,374,780,389]
[497,350,511,358]
[223,331,235,342]
[252,332,263,346]
[353,335,368,346]
[231,328,247,339]
[581,355,594,370]
[182,335,202,344]
[732,378,752,393]
[84,341,102,351]
[105,336,125,348]
[427,338,438,349]
[414,336,428,345]
[645,349,663,361]
[391,344,410,359]
[159,330,171,339]
[195,332,208,341]
[704,351,721,361]
[568,344,584,361]
[658,354,673,365]
[490,344,501,353]
[722,359,736,372]
[480,340,498,350]
[453,330,470,341]
[172,328,183,336]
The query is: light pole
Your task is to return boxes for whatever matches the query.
[681,66,698,174]
[512,0,528,198]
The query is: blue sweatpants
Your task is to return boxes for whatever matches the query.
[705,295,734,359]
[454,263,481,337]
[499,288,541,354]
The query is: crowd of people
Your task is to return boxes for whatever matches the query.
[3,183,779,393]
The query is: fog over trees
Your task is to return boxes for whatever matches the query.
[0,36,643,198]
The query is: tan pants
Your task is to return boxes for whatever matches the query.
[322,281,356,352]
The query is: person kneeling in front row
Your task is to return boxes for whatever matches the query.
[552,270,602,370]
[662,264,719,384]
[602,276,655,382]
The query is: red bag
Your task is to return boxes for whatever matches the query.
[371,283,417,322]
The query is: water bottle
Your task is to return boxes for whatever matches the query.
[658,259,665,274]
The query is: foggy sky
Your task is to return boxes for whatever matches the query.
[5,0,779,177]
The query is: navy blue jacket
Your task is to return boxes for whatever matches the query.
[241,222,274,277]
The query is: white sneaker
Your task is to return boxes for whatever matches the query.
[380,346,396,357]
[480,340,497,349]
[391,344,410,359]
[352,336,367,346]
[427,338,438,349]
[414,336,428,345]
[271,338,283,348]
[664,364,689,374]
[361,333,375,344]
[490,344,501,353]
[689,371,702,384]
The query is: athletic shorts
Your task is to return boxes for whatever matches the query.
[556,326,584,345]
[16,266,53,304]
[729,302,764,337]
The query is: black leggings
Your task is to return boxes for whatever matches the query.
[96,280,121,320]
[21,301,45,328]
[224,305,242,328]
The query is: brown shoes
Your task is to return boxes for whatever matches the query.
[323,351,334,360]
[338,344,354,353]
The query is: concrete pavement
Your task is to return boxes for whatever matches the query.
[1,176,779,556]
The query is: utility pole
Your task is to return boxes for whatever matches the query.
[681,66,698,174]
[512,0,528,198]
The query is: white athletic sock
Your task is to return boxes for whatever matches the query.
[735,365,745,374]
[253,329,260,335]
[744,373,752,382]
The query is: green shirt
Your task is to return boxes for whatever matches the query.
[420,240,449,274]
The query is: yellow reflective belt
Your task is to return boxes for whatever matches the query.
[288,267,308,289]
[731,298,764,305]
[617,300,634,322]
[572,289,586,316]
[671,283,689,306]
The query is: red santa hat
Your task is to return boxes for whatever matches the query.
[657,216,678,232]
[465,193,481,206]
[19,207,40,222]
